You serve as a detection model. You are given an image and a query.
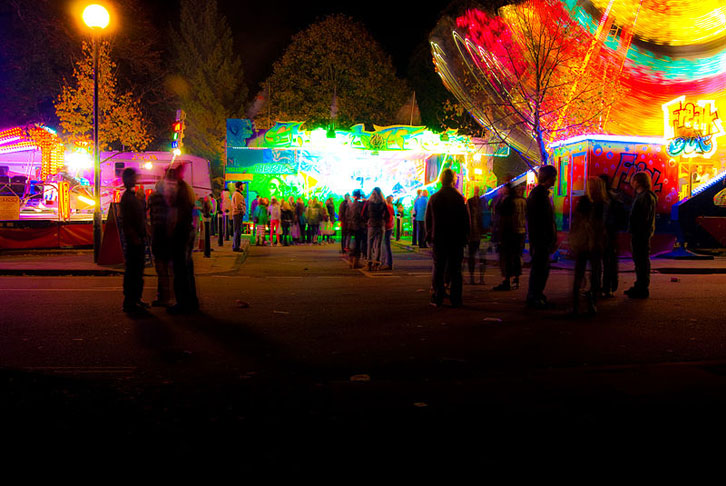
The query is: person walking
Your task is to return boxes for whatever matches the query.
[569,177,608,315]
[380,195,395,270]
[415,189,429,248]
[339,193,350,253]
[625,171,658,298]
[466,185,486,285]
[599,174,627,298]
[411,189,422,246]
[231,182,246,252]
[119,168,148,314]
[362,187,389,271]
[148,181,171,307]
[425,169,469,307]
[526,165,558,309]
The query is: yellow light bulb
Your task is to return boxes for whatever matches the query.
[83,4,110,29]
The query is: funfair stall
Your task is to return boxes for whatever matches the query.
[0,124,212,249]
[225,119,505,218]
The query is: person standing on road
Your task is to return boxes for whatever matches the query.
[526,165,558,309]
[415,189,429,248]
[231,182,246,252]
[347,189,365,269]
[167,165,199,315]
[120,168,148,314]
[569,177,608,315]
[625,171,658,299]
[425,169,469,307]
[411,189,422,246]
[395,200,404,241]
[494,183,527,291]
[220,187,232,244]
[254,198,269,246]
[280,200,294,246]
[380,195,395,270]
[148,181,171,307]
[339,193,350,253]
[268,197,281,246]
[599,174,627,298]
[361,188,389,271]
[466,185,486,285]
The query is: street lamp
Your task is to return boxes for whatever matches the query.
[82,4,109,262]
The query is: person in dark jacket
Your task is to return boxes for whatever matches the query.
[361,187,390,271]
[526,165,558,309]
[148,181,171,307]
[569,177,608,315]
[339,193,350,253]
[346,190,366,268]
[119,168,148,314]
[466,185,486,285]
[167,166,199,315]
[425,169,469,307]
[625,171,658,298]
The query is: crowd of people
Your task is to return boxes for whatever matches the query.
[119,165,199,316]
[119,164,658,317]
[424,166,657,313]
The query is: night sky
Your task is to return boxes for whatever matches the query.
[159,0,449,92]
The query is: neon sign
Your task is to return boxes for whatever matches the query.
[662,96,725,159]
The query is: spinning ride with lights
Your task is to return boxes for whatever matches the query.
[431,0,726,248]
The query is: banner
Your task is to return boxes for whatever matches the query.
[0,195,20,221]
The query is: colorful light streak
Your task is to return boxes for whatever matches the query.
[431,0,726,166]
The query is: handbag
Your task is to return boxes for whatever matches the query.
[291,223,300,239]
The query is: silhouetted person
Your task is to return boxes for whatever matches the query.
[466,185,486,285]
[526,165,557,309]
[167,166,199,314]
[599,174,627,297]
[494,183,526,291]
[425,169,469,307]
[347,189,365,269]
[569,177,608,315]
[625,171,657,299]
[148,181,171,307]
[232,182,246,252]
[119,168,147,314]
[339,193,350,253]
[411,189,422,246]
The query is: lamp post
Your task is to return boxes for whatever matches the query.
[82,4,109,263]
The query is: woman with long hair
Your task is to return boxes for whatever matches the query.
[362,187,389,271]
[569,176,608,315]
[268,197,281,246]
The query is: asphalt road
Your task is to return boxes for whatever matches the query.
[2,243,726,467]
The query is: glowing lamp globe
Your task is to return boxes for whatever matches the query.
[82,4,110,29]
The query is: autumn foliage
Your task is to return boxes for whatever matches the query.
[55,41,151,151]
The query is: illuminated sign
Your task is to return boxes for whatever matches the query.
[663,96,725,159]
